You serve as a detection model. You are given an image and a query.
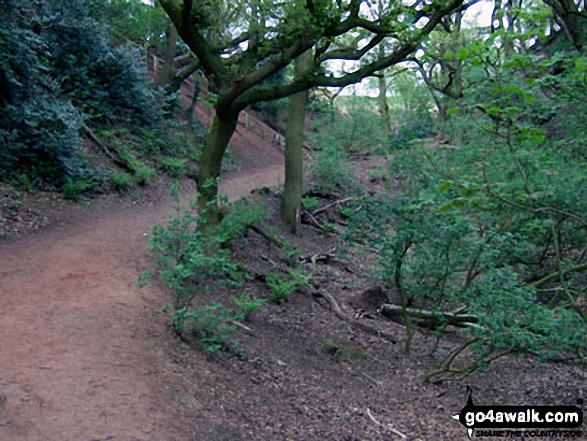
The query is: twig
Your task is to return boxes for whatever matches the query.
[231,320,253,333]
[362,372,382,386]
[302,210,338,234]
[311,197,356,216]
[366,408,408,439]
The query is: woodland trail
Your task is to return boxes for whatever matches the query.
[0,127,285,440]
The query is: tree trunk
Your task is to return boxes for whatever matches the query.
[188,72,201,122]
[377,72,391,138]
[156,19,178,88]
[196,110,238,228]
[282,50,312,234]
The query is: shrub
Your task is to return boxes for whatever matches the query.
[42,0,162,126]
[111,171,132,191]
[62,177,96,200]
[0,0,161,189]
[344,51,587,377]
[310,146,360,197]
[134,165,154,185]
[142,185,267,350]
[232,292,266,321]
[310,99,385,154]
[301,196,320,211]
[157,155,187,177]
[266,268,310,304]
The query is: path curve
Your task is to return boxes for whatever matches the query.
[0,141,284,440]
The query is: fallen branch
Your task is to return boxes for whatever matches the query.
[379,304,482,329]
[366,408,408,439]
[531,262,587,288]
[302,210,340,234]
[311,197,356,217]
[81,122,128,169]
[313,289,397,344]
[231,320,253,333]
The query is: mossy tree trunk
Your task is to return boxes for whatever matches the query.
[156,19,178,88]
[377,71,391,139]
[158,0,465,229]
[196,109,238,228]
[282,50,312,234]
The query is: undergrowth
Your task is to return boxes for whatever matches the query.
[140,182,267,354]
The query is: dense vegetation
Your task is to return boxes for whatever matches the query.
[1,0,586,379]
[0,0,190,195]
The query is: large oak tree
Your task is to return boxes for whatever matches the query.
[159,0,470,227]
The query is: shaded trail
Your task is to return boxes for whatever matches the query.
[0,138,284,440]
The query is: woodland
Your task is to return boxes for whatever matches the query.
[1,0,586,439]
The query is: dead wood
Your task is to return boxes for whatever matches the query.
[311,197,356,217]
[302,210,342,234]
[81,122,128,169]
[379,304,483,329]
[312,289,397,344]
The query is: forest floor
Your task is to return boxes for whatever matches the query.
[1,81,585,440]
[1,146,586,441]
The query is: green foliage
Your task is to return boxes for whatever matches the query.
[462,268,585,360]
[134,165,154,186]
[310,146,360,197]
[97,0,168,48]
[232,292,266,321]
[387,70,435,150]
[368,167,387,183]
[43,0,162,125]
[266,268,310,304]
[111,171,133,191]
[143,186,267,350]
[345,49,587,373]
[167,303,240,354]
[0,0,164,189]
[62,177,96,200]
[311,99,385,154]
[301,196,319,211]
[157,155,187,177]
[117,147,154,184]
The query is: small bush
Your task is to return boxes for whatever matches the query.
[167,303,240,354]
[301,196,320,211]
[111,171,132,191]
[135,165,154,185]
[232,292,265,321]
[142,185,267,350]
[310,146,360,197]
[62,177,96,200]
[157,155,186,177]
[266,268,310,304]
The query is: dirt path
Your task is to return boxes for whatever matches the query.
[0,138,285,440]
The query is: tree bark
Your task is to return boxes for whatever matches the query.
[377,72,391,138]
[196,110,238,228]
[282,50,312,234]
[377,37,391,139]
[156,19,178,88]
